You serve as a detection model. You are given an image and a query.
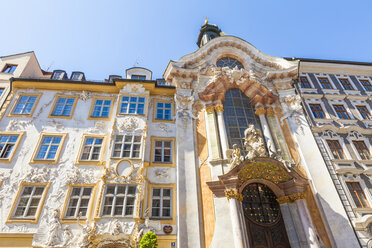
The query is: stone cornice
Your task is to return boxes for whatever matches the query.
[312,124,371,134]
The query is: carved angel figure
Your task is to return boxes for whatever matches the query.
[229,144,244,169]
[244,124,267,160]
[111,219,122,236]
[77,213,97,247]
[62,225,73,247]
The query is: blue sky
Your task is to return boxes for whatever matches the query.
[1,0,372,80]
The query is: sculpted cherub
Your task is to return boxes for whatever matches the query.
[229,144,244,169]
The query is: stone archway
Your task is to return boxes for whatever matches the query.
[207,157,309,248]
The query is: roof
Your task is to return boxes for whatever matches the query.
[284,57,372,66]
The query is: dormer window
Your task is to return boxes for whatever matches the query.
[52,72,62,80]
[2,64,17,74]
[71,73,82,81]
[131,75,146,80]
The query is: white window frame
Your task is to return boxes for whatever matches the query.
[112,134,142,159]
[336,75,358,91]
[340,176,372,209]
[80,137,103,161]
[346,131,372,161]
[153,140,173,163]
[321,130,352,160]
[35,135,63,160]
[316,74,337,90]
[151,187,172,219]
[298,73,315,88]
[155,102,173,120]
[304,98,331,120]
[119,96,146,115]
[329,100,355,120]
[91,99,112,118]
[51,96,76,116]
[356,76,372,93]
[12,185,46,219]
[12,95,38,115]
[349,100,372,121]
[101,184,137,217]
[0,134,19,159]
[64,186,93,219]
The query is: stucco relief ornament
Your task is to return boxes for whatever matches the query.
[174,91,199,127]
[158,123,169,134]
[137,209,161,242]
[154,168,169,179]
[121,116,139,131]
[6,119,32,131]
[77,213,98,248]
[244,124,267,160]
[45,209,63,246]
[79,91,91,101]
[280,95,304,134]
[121,84,146,93]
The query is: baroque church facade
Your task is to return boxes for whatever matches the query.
[0,21,371,248]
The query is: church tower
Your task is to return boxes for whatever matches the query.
[196,19,222,47]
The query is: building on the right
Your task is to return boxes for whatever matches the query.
[290,58,372,247]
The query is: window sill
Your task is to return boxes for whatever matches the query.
[6,218,38,224]
[48,115,73,119]
[324,93,344,100]
[29,159,58,165]
[87,116,111,121]
[338,119,358,124]
[153,119,175,124]
[353,208,372,214]
[344,90,360,95]
[299,88,318,94]
[0,158,13,163]
[150,162,175,167]
[61,218,87,224]
[7,113,33,118]
[75,160,105,166]
[322,89,340,94]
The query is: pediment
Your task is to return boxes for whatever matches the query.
[164,36,298,105]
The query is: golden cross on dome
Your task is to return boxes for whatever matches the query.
[204,16,208,24]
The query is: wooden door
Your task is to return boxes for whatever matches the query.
[242,183,291,248]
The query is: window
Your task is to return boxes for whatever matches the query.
[51,96,76,117]
[223,89,262,150]
[356,105,371,120]
[91,99,112,118]
[80,137,103,161]
[112,135,141,158]
[309,104,325,119]
[35,136,62,160]
[339,78,354,90]
[360,80,372,92]
[131,75,146,80]
[353,141,371,160]
[318,77,333,89]
[155,102,172,120]
[64,186,93,218]
[52,72,62,80]
[32,134,67,164]
[119,96,145,115]
[0,88,4,96]
[154,140,172,163]
[299,76,311,88]
[10,184,49,221]
[333,105,350,119]
[151,188,172,218]
[0,134,19,159]
[102,184,136,217]
[346,182,369,208]
[11,94,40,116]
[71,73,82,81]
[216,57,243,70]
[2,64,17,73]
[326,140,345,159]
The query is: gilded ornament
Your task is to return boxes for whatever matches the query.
[215,104,224,113]
[254,107,266,116]
[238,162,292,185]
[225,189,243,202]
[276,192,305,204]
[205,106,215,114]
[266,108,275,116]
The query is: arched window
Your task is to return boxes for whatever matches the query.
[223,89,262,150]
[216,57,243,70]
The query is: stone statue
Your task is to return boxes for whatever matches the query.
[77,212,97,247]
[62,225,73,247]
[46,208,62,246]
[244,124,267,160]
[229,144,244,169]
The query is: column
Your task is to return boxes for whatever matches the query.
[215,104,229,159]
[225,189,246,248]
[205,106,222,160]
[175,89,202,248]
[255,105,276,155]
